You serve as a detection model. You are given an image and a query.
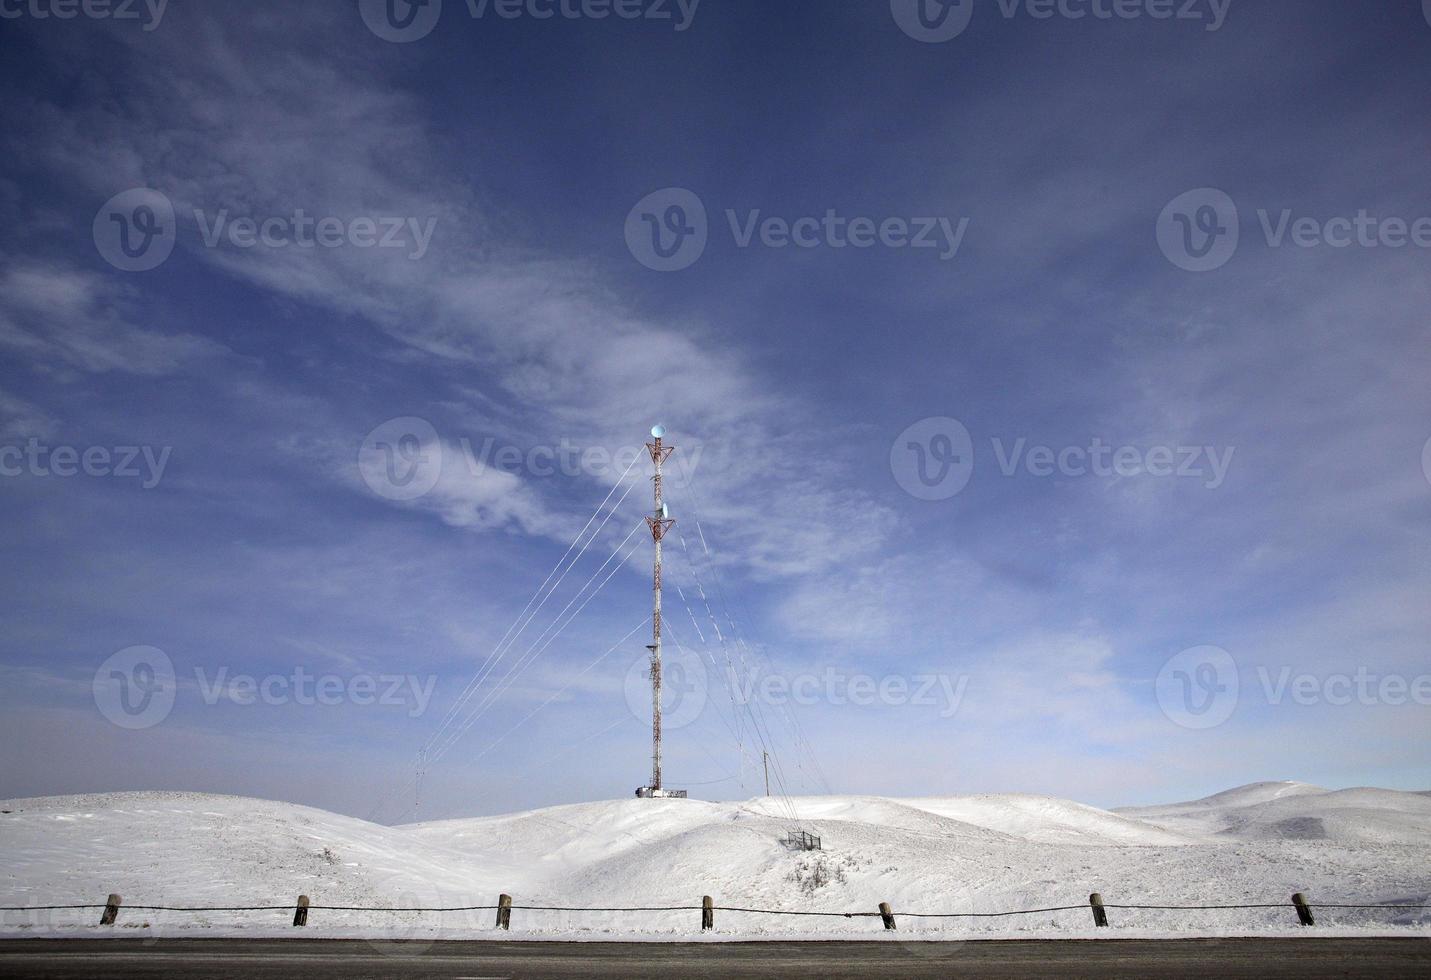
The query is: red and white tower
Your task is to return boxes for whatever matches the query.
[636,425,685,799]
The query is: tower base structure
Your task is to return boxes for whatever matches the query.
[635,787,688,799]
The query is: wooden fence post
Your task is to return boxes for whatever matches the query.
[293,895,309,927]
[100,894,122,926]
[496,893,512,930]
[879,902,896,931]
[701,895,714,932]
[1292,893,1315,927]
[1089,893,1109,927]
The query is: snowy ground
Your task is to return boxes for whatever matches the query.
[2,782,1428,942]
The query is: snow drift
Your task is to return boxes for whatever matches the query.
[2,782,1428,941]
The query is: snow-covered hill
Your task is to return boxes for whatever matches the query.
[1116,781,1431,845]
[2,784,1428,941]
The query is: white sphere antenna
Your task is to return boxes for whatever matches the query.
[650,424,666,439]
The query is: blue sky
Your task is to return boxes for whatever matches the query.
[1,0,1428,822]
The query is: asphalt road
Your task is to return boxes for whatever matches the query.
[1,938,1427,979]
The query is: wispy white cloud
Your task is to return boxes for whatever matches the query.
[0,264,226,376]
[0,386,58,441]
[9,6,898,579]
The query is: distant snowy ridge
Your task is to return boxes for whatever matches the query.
[2,784,1429,940]
[1116,782,1431,844]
